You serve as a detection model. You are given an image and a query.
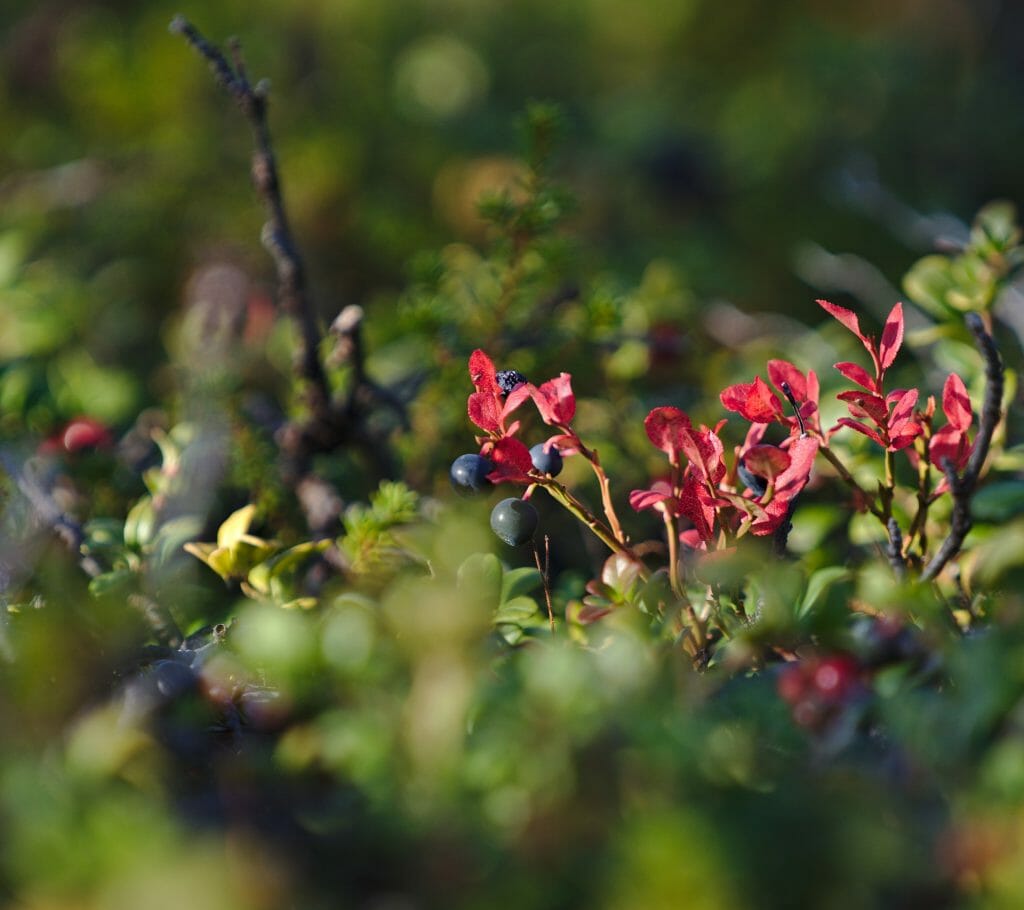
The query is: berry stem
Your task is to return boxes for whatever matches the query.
[570,437,627,544]
[533,536,556,633]
[541,480,647,577]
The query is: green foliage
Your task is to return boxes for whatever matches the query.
[7,6,1024,909]
[903,201,1024,321]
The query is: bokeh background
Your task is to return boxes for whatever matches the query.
[5,2,1024,908]
[4,0,1024,436]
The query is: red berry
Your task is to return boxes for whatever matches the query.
[63,418,112,452]
[40,417,113,455]
[811,654,860,702]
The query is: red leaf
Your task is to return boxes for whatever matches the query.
[503,384,533,418]
[644,407,692,461]
[469,350,499,393]
[629,480,677,513]
[818,299,877,369]
[750,436,819,535]
[942,373,972,430]
[744,445,790,481]
[837,391,888,425]
[679,424,726,485]
[930,424,971,472]
[532,373,576,425]
[889,426,923,451]
[767,360,808,402]
[833,361,876,392]
[468,390,501,433]
[878,302,904,371]
[835,418,886,448]
[678,473,716,541]
[678,529,707,551]
[486,436,534,482]
[719,376,782,423]
[888,388,919,428]
[818,299,864,340]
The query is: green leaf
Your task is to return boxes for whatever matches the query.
[150,515,205,568]
[217,504,258,549]
[972,200,1019,252]
[637,570,673,615]
[501,567,542,603]
[246,561,273,596]
[494,595,541,624]
[902,255,955,318]
[207,546,237,580]
[88,568,136,598]
[600,553,642,599]
[973,481,1024,523]
[124,497,157,549]
[799,567,853,619]
[265,539,331,578]
[456,552,503,608]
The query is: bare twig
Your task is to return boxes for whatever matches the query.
[921,313,1004,581]
[533,536,555,632]
[170,16,331,423]
[0,451,102,579]
[172,17,402,497]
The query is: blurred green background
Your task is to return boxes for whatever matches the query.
[5,2,1024,908]
[4,0,1024,439]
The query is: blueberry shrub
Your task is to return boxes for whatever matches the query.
[4,10,1024,910]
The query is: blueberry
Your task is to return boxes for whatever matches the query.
[152,659,196,699]
[737,458,768,497]
[530,443,563,477]
[450,454,494,494]
[496,369,528,396]
[490,498,539,546]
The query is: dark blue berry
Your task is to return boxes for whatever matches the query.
[530,443,563,477]
[450,454,494,494]
[152,659,196,699]
[490,498,539,546]
[737,458,768,497]
[496,369,528,396]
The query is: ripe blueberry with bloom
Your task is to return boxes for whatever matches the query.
[450,453,494,494]
[490,498,539,546]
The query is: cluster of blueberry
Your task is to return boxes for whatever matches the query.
[449,443,562,545]
[449,402,564,548]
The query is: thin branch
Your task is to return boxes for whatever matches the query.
[0,451,102,579]
[0,451,184,647]
[173,17,407,533]
[171,16,332,424]
[533,536,555,633]
[921,312,1004,581]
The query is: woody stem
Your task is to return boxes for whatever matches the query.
[542,481,647,577]
[572,435,626,544]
